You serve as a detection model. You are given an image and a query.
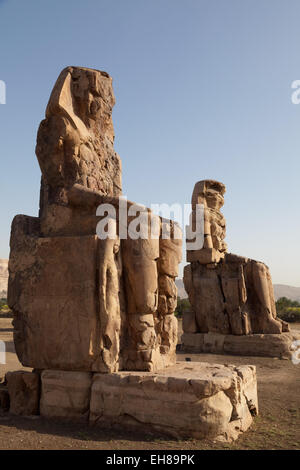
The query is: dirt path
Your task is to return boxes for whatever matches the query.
[0,318,299,450]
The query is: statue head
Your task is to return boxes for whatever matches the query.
[192,180,225,211]
[36,66,122,215]
[46,66,115,139]
[187,179,227,263]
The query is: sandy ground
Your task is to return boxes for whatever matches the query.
[0,317,299,450]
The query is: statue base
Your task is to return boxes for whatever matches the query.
[36,362,258,442]
[181,332,294,358]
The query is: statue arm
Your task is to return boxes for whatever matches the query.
[67,183,137,210]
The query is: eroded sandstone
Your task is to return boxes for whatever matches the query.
[8,67,182,373]
[183,180,293,357]
[6,371,40,416]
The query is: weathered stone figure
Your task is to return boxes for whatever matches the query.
[183,180,292,357]
[8,66,181,373]
[37,67,122,237]
[187,180,227,264]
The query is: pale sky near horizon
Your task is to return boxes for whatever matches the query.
[0,0,299,285]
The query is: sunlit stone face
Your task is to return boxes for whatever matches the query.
[204,188,224,210]
[70,68,115,128]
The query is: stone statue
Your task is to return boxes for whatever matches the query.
[183,180,292,357]
[187,179,227,264]
[8,67,182,373]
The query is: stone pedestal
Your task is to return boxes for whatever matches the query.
[6,371,40,416]
[89,362,258,442]
[6,363,258,443]
[40,370,92,422]
[182,332,293,358]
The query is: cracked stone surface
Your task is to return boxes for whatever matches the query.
[89,362,258,442]
[6,371,40,416]
[182,331,294,358]
[40,370,92,422]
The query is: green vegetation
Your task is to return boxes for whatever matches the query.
[175,297,191,318]
[276,297,300,323]
[0,298,12,317]
[0,298,8,310]
[3,294,298,322]
[175,296,300,323]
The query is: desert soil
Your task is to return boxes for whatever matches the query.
[0,317,299,450]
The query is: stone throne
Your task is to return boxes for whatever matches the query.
[182,180,293,357]
[8,66,181,374]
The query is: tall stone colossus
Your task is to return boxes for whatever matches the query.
[8,67,181,373]
[183,180,293,358]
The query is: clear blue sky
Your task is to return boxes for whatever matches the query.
[0,0,299,285]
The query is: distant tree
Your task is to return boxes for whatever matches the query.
[175,297,191,318]
[0,298,7,309]
[276,297,300,323]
